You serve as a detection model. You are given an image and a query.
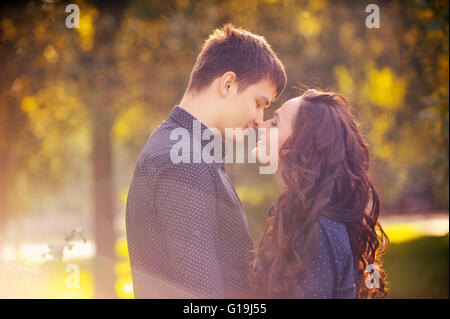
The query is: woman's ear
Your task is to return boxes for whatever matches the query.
[219,71,237,98]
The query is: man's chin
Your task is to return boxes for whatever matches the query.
[251,146,270,165]
[226,132,244,143]
[242,126,252,135]
[226,127,249,143]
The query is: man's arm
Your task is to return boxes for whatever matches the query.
[153,162,225,298]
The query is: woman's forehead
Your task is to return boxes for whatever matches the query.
[279,96,302,116]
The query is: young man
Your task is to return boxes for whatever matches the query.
[126,24,286,298]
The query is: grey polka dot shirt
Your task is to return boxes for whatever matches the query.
[126,106,253,298]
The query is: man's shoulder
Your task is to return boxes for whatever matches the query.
[138,118,219,174]
[141,119,207,163]
[137,143,215,184]
[139,118,178,162]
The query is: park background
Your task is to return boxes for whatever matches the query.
[0,0,448,298]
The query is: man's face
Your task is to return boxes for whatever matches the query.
[220,79,277,135]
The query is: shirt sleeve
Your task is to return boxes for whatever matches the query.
[152,162,225,298]
[291,225,336,299]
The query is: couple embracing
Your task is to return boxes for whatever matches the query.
[126,24,388,299]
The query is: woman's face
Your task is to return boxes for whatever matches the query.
[254,97,302,183]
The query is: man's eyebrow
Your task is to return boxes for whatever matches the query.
[259,95,270,107]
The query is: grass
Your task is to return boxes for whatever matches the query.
[2,234,447,298]
[383,233,449,298]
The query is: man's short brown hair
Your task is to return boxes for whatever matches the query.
[186,24,287,99]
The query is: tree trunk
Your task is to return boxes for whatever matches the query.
[87,3,129,298]
[0,148,8,237]
[0,101,12,243]
[92,102,116,298]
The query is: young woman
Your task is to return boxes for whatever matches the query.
[247,89,389,298]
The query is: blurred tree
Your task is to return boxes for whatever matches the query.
[0,0,448,299]
[71,0,131,298]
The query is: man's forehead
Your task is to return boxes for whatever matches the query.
[256,80,278,102]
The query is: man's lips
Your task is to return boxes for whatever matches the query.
[242,124,252,135]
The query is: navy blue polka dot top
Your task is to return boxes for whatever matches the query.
[292,214,360,299]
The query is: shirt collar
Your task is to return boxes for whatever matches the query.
[169,105,226,165]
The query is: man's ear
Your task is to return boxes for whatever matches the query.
[218,71,237,98]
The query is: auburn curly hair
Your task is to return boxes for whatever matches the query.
[247,89,389,298]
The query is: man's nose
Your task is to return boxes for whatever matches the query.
[247,108,265,128]
[254,107,264,125]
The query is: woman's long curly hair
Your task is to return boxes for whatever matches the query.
[247,89,389,298]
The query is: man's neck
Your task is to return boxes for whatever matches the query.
[178,92,220,130]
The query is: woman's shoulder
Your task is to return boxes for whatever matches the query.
[294,214,352,263]
[317,214,347,233]
[294,214,356,279]
[292,215,358,298]
[317,215,359,298]
[317,214,353,255]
